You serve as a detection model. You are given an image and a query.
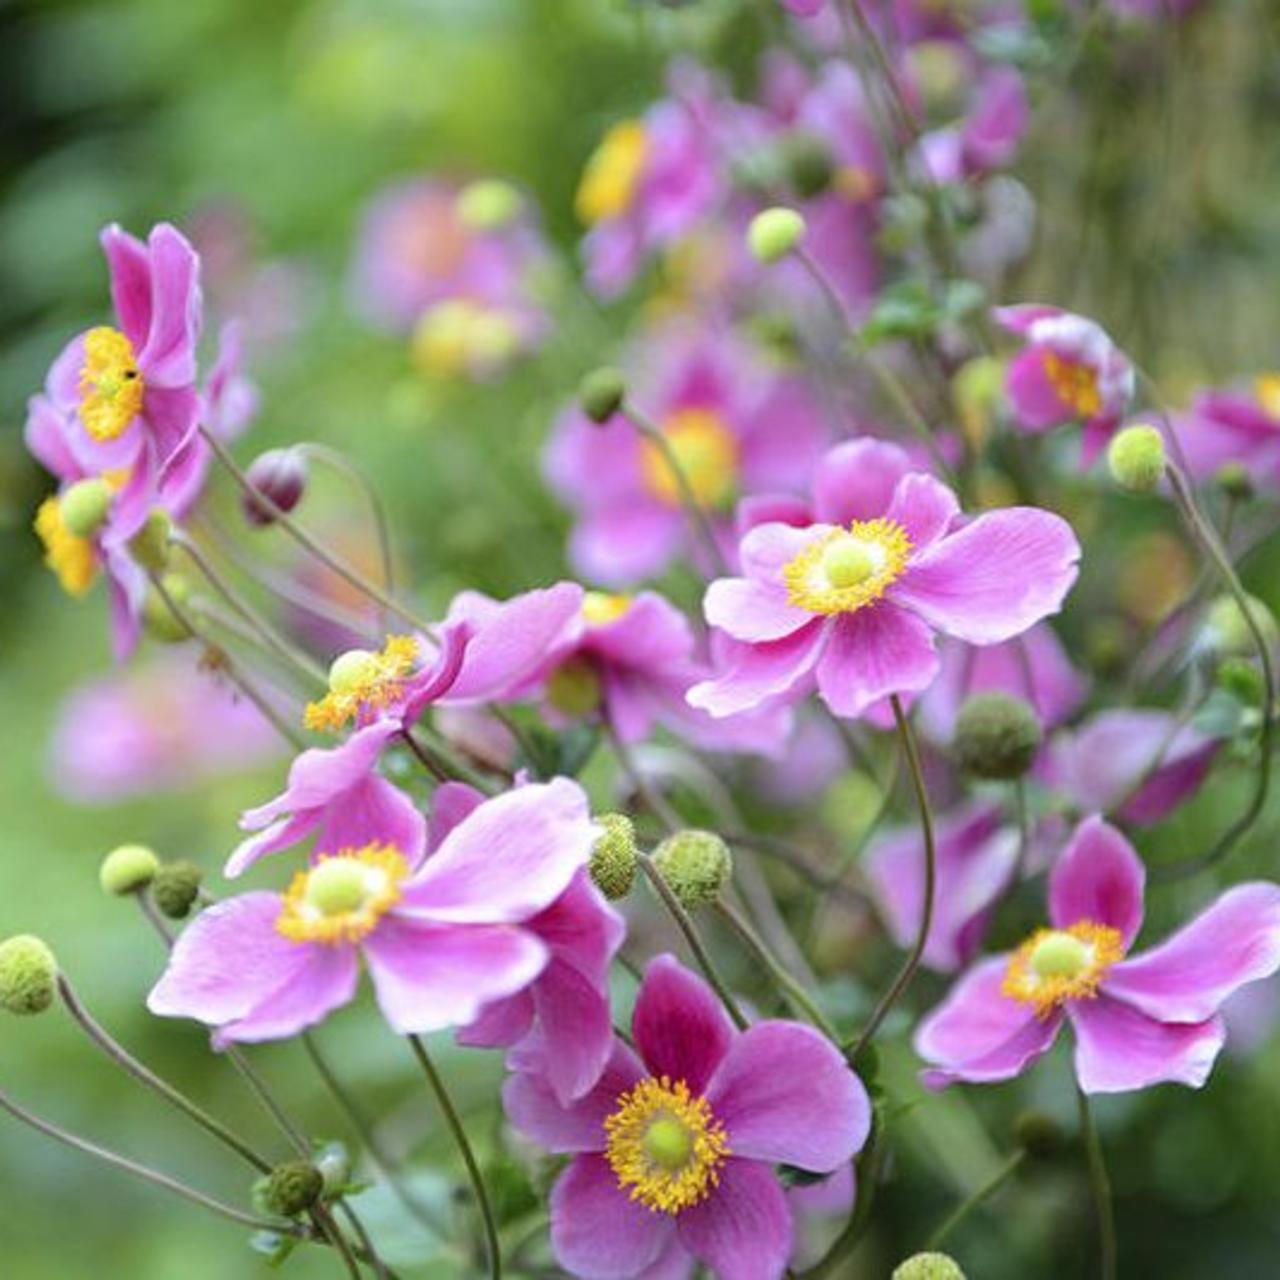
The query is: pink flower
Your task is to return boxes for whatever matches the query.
[915,67,1029,184]
[997,304,1134,463]
[545,325,829,585]
[1175,380,1280,489]
[689,438,1080,720]
[505,955,870,1280]
[916,817,1280,1093]
[149,779,597,1046]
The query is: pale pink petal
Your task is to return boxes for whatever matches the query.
[738,522,823,583]
[633,954,735,1094]
[457,991,534,1048]
[1069,996,1224,1093]
[551,1155,672,1279]
[704,577,811,643]
[399,621,472,721]
[812,438,912,525]
[532,961,619,1105]
[1006,349,1071,431]
[815,604,939,719]
[676,1159,793,1280]
[213,945,360,1047]
[1048,817,1145,946]
[426,781,486,853]
[137,223,201,388]
[688,622,825,717]
[883,472,960,552]
[311,775,426,866]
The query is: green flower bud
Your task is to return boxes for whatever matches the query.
[262,1161,324,1217]
[781,132,835,199]
[1014,1110,1064,1161]
[579,367,627,424]
[129,509,173,574]
[952,356,1004,449]
[1218,656,1265,706]
[748,207,806,264]
[589,813,639,901]
[59,479,114,538]
[457,179,523,230]
[152,861,203,919]
[651,830,732,911]
[1107,424,1165,493]
[99,844,160,896]
[1215,461,1253,503]
[142,573,194,643]
[1205,593,1279,659]
[0,936,58,1016]
[892,1252,967,1280]
[952,692,1042,781]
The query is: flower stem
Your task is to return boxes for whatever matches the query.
[846,695,937,1063]
[1077,1088,1118,1280]
[925,1149,1026,1249]
[406,1035,502,1280]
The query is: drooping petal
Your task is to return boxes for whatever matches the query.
[883,472,960,552]
[815,604,940,719]
[676,1158,794,1280]
[1069,996,1224,1093]
[1102,884,1280,1023]
[687,622,825,717]
[632,954,735,1093]
[811,438,912,525]
[706,1022,870,1172]
[398,621,472,722]
[1048,817,1145,945]
[891,508,1080,645]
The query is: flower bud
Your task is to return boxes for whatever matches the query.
[0,935,58,1016]
[152,861,203,919]
[129,509,172,573]
[1215,461,1253,503]
[243,448,308,527]
[1014,1110,1064,1161]
[1204,593,1279,659]
[579,367,627,424]
[142,573,194,643]
[892,1253,967,1280]
[781,132,835,199]
[651,830,732,911]
[952,356,1004,450]
[1218,656,1265,706]
[952,692,1042,781]
[457,178,522,230]
[262,1161,324,1217]
[748,207,806,264]
[1107,424,1165,493]
[589,813,639,901]
[59,479,113,539]
[99,843,160,896]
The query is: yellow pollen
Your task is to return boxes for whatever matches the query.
[1254,374,1280,420]
[576,121,649,226]
[304,635,419,733]
[783,520,913,616]
[604,1076,730,1215]
[79,327,145,442]
[1043,352,1102,419]
[582,591,632,626]
[1002,921,1126,1019]
[276,845,409,946]
[639,408,740,510]
[34,497,98,597]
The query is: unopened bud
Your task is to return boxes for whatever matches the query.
[142,573,194,643]
[152,861,203,919]
[579,367,627,424]
[748,207,806,264]
[1014,1110,1064,1161]
[129,509,172,573]
[1215,461,1253,503]
[1218,656,1265,706]
[1204,593,1279,659]
[952,692,1042,781]
[589,813,639,901]
[99,844,160,896]
[0,936,58,1016]
[60,479,113,538]
[892,1253,967,1280]
[457,179,523,230]
[1107,424,1165,493]
[651,830,732,911]
[782,132,835,199]
[243,448,308,527]
[262,1161,324,1217]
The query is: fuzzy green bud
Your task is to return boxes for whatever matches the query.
[781,132,835,199]
[0,936,58,1016]
[953,692,1042,781]
[457,179,522,230]
[1205,593,1279,659]
[579,367,627,424]
[1107,424,1165,493]
[1215,461,1254,503]
[263,1161,324,1217]
[892,1252,967,1280]
[99,844,160,896]
[651,830,732,911]
[129,509,173,574]
[1014,1110,1064,1161]
[59,479,114,538]
[589,813,639,901]
[142,573,194,643]
[748,207,806,264]
[152,861,203,919]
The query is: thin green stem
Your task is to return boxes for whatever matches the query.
[1077,1088,1118,1280]
[313,1202,364,1280]
[925,1149,1026,1249]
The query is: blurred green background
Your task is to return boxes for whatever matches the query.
[2,1,1280,1277]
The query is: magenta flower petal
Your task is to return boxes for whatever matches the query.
[551,1154,672,1279]
[811,438,912,526]
[705,1022,870,1172]
[704,577,811,643]
[915,955,1063,1087]
[426,781,486,851]
[739,522,822,582]
[399,622,472,721]
[364,918,547,1035]
[883,473,960,552]
[633,954,734,1094]
[1048,817,1145,946]
[675,1158,793,1280]
[688,622,825,717]
[457,991,534,1049]
[136,223,202,389]
[1069,996,1224,1093]
[815,604,939,718]
[100,224,153,348]
[891,508,1080,644]
[1005,348,1069,429]
[1102,884,1280,1023]
[311,775,426,863]
[529,959,620,1106]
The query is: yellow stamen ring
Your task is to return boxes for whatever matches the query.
[782,519,913,616]
[276,845,409,946]
[79,327,145,442]
[303,635,419,734]
[1043,351,1103,419]
[582,591,632,626]
[1001,921,1126,1019]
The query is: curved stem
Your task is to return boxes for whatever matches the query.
[406,1036,502,1280]
[925,1149,1025,1249]
[1077,1088,1118,1280]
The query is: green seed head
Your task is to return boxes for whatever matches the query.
[128,509,173,574]
[589,813,639,901]
[305,859,371,918]
[822,535,877,589]
[1029,930,1089,979]
[1107,424,1165,493]
[152,861,203,920]
[1205,593,1279,659]
[0,936,58,1016]
[263,1161,324,1217]
[327,649,378,695]
[99,843,160,896]
[652,830,732,911]
[952,692,1042,781]
[892,1252,967,1280]
[546,659,604,717]
[748,207,806,264]
[643,1117,693,1171]
[457,179,523,230]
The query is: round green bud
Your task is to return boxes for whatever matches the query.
[747,207,806,265]
[152,861,203,920]
[1215,461,1254,503]
[129,509,173,574]
[59,479,114,538]
[263,1161,324,1217]
[0,935,58,1016]
[952,692,1042,781]
[892,1252,967,1280]
[1218,656,1265,706]
[1014,1110,1064,1161]
[652,830,732,911]
[546,658,604,717]
[781,132,835,200]
[1107,424,1165,493]
[589,813,639,901]
[141,573,194,643]
[99,844,160,896]
[457,178,523,230]
[1205,593,1279,659]
[579,367,627,424]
